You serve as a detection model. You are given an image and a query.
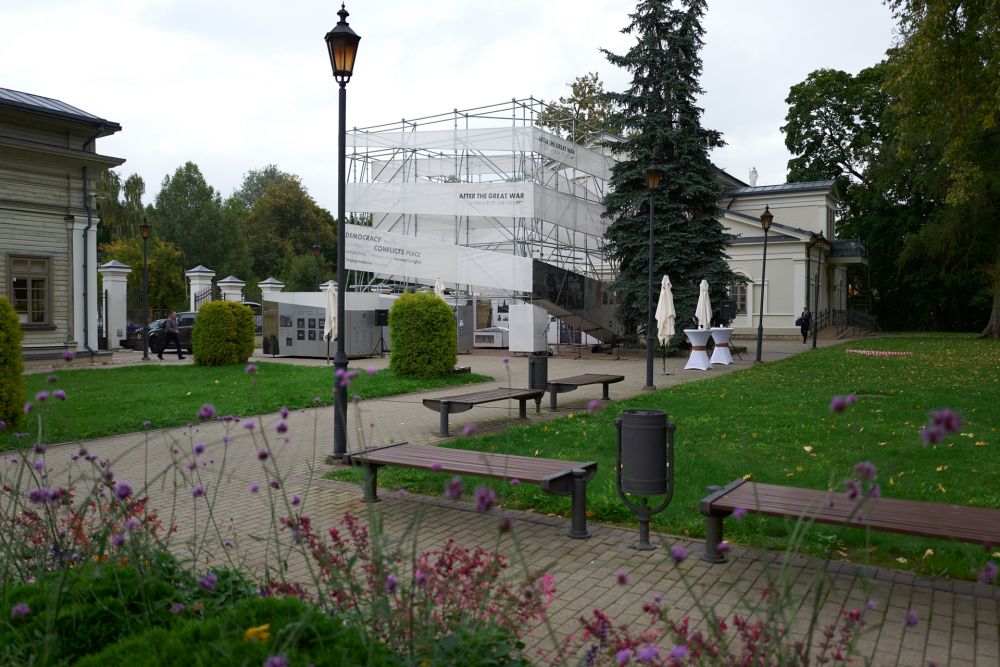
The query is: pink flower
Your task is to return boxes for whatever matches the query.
[414,569,428,586]
[366,367,377,375]
[498,512,513,533]
[429,461,443,472]
[170,602,185,615]
[462,423,477,437]
[445,476,463,500]
[586,399,603,413]
[732,507,748,519]
[614,569,629,585]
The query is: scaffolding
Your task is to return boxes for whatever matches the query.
[345,98,617,294]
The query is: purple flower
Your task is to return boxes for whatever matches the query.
[170,602,185,615]
[615,569,630,585]
[35,391,49,402]
[0,419,5,430]
[829,395,849,413]
[845,479,860,500]
[47,374,57,384]
[114,480,133,501]
[243,419,256,431]
[429,461,443,472]
[670,544,688,565]
[509,478,520,485]
[502,356,510,365]
[615,648,632,665]
[143,419,151,428]
[125,517,141,532]
[921,425,945,445]
[257,449,269,461]
[264,657,288,667]
[27,488,54,505]
[462,423,477,437]
[199,572,217,591]
[904,609,919,627]
[930,409,962,434]
[10,603,30,619]
[192,485,205,499]
[23,402,32,415]
[33,459,44,471]
[638,645,660,661]
[53,389,67,401]
[669,645,690,661]
[111,533,126,547]
[249,482,260,494]
[414,569,428,586]
[445,476,463,500]
[474,485,497,513]
[868,483,881,499]
[270,480,280,490]
[291,495,301,506]
[854,461,877,481]
[385,574,398,594]
[499,512,513,533]
[244,363,258,374]
[280,407,289,419]
[366,367,377,375]
[651,593,664,603]
[978,561,997,584]
[62,350,75,362]
[275,421,288,434]
[193,442,206,456]
[198,404,216,421]
[586,399,603,413]
[732,507,748,519]
[717,541,732,553]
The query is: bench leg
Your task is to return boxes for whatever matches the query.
[602,383,611,400]
[702,515,726,563]
[534,397,541,414]
[438,400,450,437]
[518,399,527,419]
[362,464,380,503]
[549,390,558,411]
[568,468,590,539]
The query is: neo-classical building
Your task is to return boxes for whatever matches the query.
[0,87,124,359]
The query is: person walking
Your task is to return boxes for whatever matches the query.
[159,311,185,360]
[796,305,812,344]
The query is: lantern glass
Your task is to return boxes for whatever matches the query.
[324,6,360,82]
[139,220,151,240]
[645,165,664,191]
[760,206,774,232]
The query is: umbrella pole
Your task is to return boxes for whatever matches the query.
[660,343,672,376]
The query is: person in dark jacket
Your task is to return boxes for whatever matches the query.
[796,305,812,344]
[159,311,185,360]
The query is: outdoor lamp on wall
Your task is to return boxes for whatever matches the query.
[139,218,152,361]
[325,3,360,461]
[644,164,664,391]
[755,205,774,363]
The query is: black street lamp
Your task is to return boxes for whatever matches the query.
[812,232,831,349]
[139,218,151,361]
[644,164,663,390]
[325,3,360,461]
[312,243,322,289]
[755,206,773,363]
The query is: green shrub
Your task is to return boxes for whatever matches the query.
[77,596,400,666]
[388,292,456,378]
[191,301,255,366]
[0,296,25,431]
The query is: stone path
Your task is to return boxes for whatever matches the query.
[28,339,1000,666]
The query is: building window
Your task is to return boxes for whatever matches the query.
[727,283,748,314]
[10,256,51,326]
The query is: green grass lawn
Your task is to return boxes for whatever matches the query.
[330,334,1000,580]
[5,362,492,447]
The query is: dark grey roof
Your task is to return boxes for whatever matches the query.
[723,180,836,197]
[725,209,813,238]
[0,87,121,132]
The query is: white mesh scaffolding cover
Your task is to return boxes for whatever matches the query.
[344,223,533,292]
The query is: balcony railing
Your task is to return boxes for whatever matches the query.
[829,238,867,260]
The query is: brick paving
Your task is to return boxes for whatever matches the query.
[30,338,1000,665]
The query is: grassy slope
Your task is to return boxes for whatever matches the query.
[330,334,1000,579]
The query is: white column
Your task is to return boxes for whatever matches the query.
[217,275,245,302]
[69,216,100,351]
[258,277,285,298]
[792,258,807,315]
[98,260,131,349]
[185,266,215,311]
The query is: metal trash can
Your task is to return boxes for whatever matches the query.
[528,354,548,391]
[618,409,668,496]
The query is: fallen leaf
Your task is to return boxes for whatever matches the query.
[975,441,989,447]
[936,465,948,472]
[896,557,908,564]
[922,548,934,560]
[803,445,813,453]
[742,473,752,480]
[888,477,894,487]
[795,466,804,473]
[937,483,946,494]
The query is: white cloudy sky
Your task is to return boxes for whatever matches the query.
[2,0,895,210]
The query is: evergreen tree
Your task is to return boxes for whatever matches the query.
[602,0,736,341]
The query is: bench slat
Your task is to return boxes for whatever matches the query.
[710,481,1000,545]
[548,373,625,387]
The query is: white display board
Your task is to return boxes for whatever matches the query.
[508,304,549,353]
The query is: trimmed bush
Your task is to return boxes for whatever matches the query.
[388,292,456,378]
[77,596,400,666]
[191,301,255,366]
[0,296,25,431]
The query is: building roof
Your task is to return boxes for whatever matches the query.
[723,180,837,197]
[0,87,121,133]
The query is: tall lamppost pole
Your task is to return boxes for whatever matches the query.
[644,164,663,390]
[812,232,830,349]
[325,4,360,461]
[755,206,773,363]
[312,243,322,289]
[139,218,151,361]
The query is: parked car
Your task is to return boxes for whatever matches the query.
[123,319,163,351]
[148,311,196,355]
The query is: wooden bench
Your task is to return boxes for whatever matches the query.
[700,478,1000,563]
[547,373,625,411]
[347,442,597,538]
[422,387,545,437]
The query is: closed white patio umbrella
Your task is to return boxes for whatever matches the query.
[324,283,337,341]
[695,279,712,329]
[654,275,676,344]
[434,278,447,299]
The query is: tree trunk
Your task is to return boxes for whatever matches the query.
[980,266,1000,338]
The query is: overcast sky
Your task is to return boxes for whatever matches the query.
[2,0,895,211]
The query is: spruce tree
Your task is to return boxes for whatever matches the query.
[602,0,737,342]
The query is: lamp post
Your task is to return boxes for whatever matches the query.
[644,164,663,390]
[139,218,151,361]
[325,3,360,461]
[812,232,831,349]
[755,206,773,363]
[312,243,322,290]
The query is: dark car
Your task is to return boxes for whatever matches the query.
[148,311,196,355]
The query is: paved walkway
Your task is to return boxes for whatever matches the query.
[31,339,1000,666]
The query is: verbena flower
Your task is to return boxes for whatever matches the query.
[586,399,603,413]
[291,495,301,506]
[669,645,690,660]
[243,420,256,431]
[269,480,280,490]
[732,506,748,519]
[35,391,49,402]
[930,408,962,434]
[638,645,659,661]
[413,569,428,586]
[445,476,463,500]
[429,461,443,472]
[62,350,75,362]
[263,657,288,667]
[904,609,919,627]
[670,545,688,565]
[244,363,258,374]
[114,480,133,501]
[192,485,205,499]
[475,485,497,513]
[198,404,216,420]
[111,533,126,547]
[199,572,217,591]
[257,449,269,461]
[23,402,32,415]
[385,574,398,594]
[275,421,288,434]
[280,407,289,419]
[844,479,861,500]
[615,648,632,665]
[829,394,856,413]
[193,442,206,456]
[27,488,55,505]
[53,389,67,401]
[366,367,377,375]
[615,570,629,585]
[717,541,732,553]
[170,602,185,615]
[125,517,141,532]
[10,603,30,619]
[978,561,997,584]
[854,461,877,480]
[248,483,260,493]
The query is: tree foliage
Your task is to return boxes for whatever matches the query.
[537,72,620,142]
[99,237,187,313]
[388,292,456,378]
[601,0,736,340]
[95,171,147,247]
[0,296,25,432]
